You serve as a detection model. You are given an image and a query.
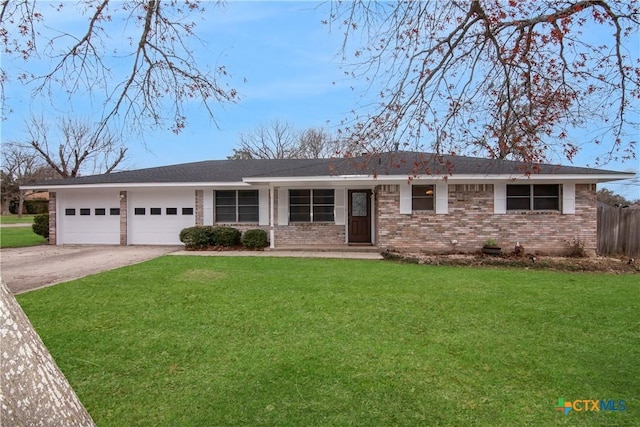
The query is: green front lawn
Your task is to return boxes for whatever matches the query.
[0,214,35,224]
[0,226,46,248]
[17,257,639,426]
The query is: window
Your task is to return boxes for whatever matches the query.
[65,208,76,216]
[289,189,335,222]
[150,208,162,215]
[412,185,434,211]
[95,208,106,216]
[110,208,120,216]
[215,190,259,223]
[134,208,146,215]
[182,207,194,215]
[80,208,90,216]
[507,185,560,211]
[166,208,177,215]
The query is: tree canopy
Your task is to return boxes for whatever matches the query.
[329,1,639,168]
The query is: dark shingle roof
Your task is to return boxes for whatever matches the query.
[28,151,631,187]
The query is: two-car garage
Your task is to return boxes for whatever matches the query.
[56,188,196,245]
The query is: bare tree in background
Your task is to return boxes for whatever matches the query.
[328,1,639,168]
[0,142,57,216]
[298,128,342,159]
[23,116,127,178]
[229,121,342,159]
[1,0,238,138]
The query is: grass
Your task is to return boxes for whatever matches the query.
[0,225,46,248]
[0,214,35,224]
[17,257,639,426]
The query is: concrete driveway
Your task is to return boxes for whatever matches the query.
[1,245,181,294]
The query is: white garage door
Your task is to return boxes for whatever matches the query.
[128,189,196,245]
[58,190,120,244]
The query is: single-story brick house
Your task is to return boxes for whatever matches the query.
[22,151,634,255]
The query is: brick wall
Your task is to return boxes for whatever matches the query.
[376,183,597,256]
[274,223,345,246]
[195,190,204,226]
[48,192,56,245]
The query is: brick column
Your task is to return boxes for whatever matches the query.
[195,190,204,226]
[119,191,128,246]
[48,192,56,245]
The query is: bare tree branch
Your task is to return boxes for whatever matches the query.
[329,0,639,168]
[23,115,127,178]
[1,0,238,140]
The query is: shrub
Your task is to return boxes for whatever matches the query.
[212,226,241,247]
[32,213,49,239]
[25,198,49,214]
[179,226,214,250]
[566,237,587,258]
[241,229,268,249]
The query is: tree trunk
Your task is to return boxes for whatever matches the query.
[1,198,11,216]
[17,190,25,218]
[0,282,96,426]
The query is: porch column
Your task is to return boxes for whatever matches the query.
[48,192,56,245]
[119,191,127,246]
[269,186,275,249]
[370,187,376,245]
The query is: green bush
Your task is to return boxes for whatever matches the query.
[179,226,214,250]
[32,213,49,239]
[24,198,49,214]
[241,229,268,249]
[179,226,241,249]
[212,226,241,247]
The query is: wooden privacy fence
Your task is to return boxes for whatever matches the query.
[597,206,640,258]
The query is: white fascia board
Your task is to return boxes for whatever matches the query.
[20,181,251,191]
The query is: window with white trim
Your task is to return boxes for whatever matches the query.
[412,185,435,211]
[214,190,259,223]
[289,189,334,222]
[507,184,560,211]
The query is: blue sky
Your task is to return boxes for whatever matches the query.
[2,1,638,199]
